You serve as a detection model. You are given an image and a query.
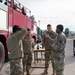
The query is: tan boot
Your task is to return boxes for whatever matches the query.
[53,69,56,75]
[26,71,31,75]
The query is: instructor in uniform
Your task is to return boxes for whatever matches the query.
[42,24,57,75]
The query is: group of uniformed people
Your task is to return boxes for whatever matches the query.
[42,24,66,75]
[6,25,33,75]
[6,24,66,75]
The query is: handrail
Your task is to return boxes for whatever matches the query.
[14,0,35,20]
[14,0,31,17]
[1,0,35,20]
[6,0,31,17]
[16,0,31,13]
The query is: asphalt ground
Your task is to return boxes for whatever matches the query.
[0,39,75,75]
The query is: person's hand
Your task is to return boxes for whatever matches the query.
[45,33,49,38]
[49,44,52,48]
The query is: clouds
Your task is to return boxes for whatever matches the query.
[18,0,75,31]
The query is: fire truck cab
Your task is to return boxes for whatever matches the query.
[0,0,37,62]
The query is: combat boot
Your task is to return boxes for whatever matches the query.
[26,73,30,75]
[52,69,56,75]
[42,70,48,75]
[26,71,31,75]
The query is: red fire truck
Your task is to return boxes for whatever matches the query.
[0,0,37,62]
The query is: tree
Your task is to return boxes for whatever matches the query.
[64,28,69,37]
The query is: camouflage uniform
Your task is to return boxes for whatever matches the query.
[49,33,66,75]
[6,28,27,75]
[22,36,32,73]
[42,31,57,73]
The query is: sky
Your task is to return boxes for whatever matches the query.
[18,0,75,31]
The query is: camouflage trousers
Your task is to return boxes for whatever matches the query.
[54,53,65,75]
[45,50,55,70]
[10,58,23,75]
[23,52,32,73]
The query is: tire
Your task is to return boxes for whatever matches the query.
[74,52,75,56]
[0,42,5,71]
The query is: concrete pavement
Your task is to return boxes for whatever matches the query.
[0,39,75,75]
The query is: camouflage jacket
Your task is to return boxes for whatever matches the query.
[22,36,32,54]
[42,30,57,50]
[6,28,27,59]
[48,33,66,54]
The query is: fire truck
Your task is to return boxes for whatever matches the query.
[0,0,37,62]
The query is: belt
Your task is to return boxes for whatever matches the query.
[24,53,28,54]
[10,57,22,60]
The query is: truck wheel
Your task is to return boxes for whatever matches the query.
[0,42,5,71]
